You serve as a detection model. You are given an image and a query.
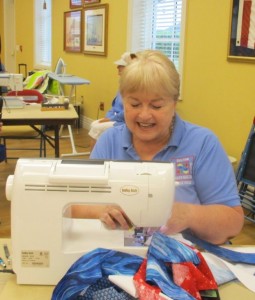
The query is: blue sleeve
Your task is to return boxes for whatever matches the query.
[105,92,124,122]
[112,111,125,123]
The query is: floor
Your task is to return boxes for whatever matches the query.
[0,127,255,245]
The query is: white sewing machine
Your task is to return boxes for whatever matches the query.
[0,73,23,91]
[6,159,175,285]
[0,73,24,108]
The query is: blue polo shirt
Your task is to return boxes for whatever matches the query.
[105,92,124,124]
[90,114,241,207]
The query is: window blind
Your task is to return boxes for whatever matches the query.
[34,0,52,69]
[129,0,185,72]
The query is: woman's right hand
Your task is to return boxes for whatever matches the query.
[99,205,132,230]
[71,204,132,230]
[99,118,111,123]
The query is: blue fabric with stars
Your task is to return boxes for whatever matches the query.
[51,248,142,300]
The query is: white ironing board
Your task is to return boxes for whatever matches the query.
[48,73,90,157]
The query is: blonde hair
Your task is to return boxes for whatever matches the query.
[119,50,180,101]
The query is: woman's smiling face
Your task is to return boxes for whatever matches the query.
[124,91,176,144]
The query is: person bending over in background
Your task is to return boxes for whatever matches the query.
[88,52,136,150]
[73,50,244,245]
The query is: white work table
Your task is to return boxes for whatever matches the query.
[1,104,78,157]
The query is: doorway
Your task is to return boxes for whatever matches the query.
[3,0,16,72]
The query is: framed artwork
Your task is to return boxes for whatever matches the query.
[70,0,82,9]
[228,0,255,62]
[64,10,82,53]
[83,4,108,56]
[83,0,101,6]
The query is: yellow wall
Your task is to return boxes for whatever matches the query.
[179,0,255,162]
[5,0,255,162]
[15,0,128,120]
[15,2,34,70]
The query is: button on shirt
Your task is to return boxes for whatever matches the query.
[90,114,241,207]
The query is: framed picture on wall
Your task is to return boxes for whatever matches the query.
[83,0,101,6]
[83,4,108,56]
[228,0,255,62]
[64,10,82,52]
[70,0,82,9]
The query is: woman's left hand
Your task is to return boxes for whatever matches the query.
[160,202,192,235]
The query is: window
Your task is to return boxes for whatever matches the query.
[34,0,52,69]
[128,0,186,73]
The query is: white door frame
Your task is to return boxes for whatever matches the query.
[3,0,16,72]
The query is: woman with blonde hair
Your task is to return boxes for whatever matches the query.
[76,50,244,245]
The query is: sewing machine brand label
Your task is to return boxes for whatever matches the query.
[21,250,50,268]
[120,185,139,196]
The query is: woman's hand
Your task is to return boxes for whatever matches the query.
[99,205,131,230]
[99,118,111,123]
[160,202,244,244]
[71,204,132,230]
[160,202,191,235]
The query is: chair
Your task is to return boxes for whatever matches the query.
[0,89,46,161]
[236,117,255,223]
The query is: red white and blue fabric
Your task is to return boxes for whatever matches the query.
[52,232,219,300]
[134,233,217,300]
[183,231,255,264]
[52,248,142,299]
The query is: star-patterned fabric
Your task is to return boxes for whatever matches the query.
[52,232,219,300]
